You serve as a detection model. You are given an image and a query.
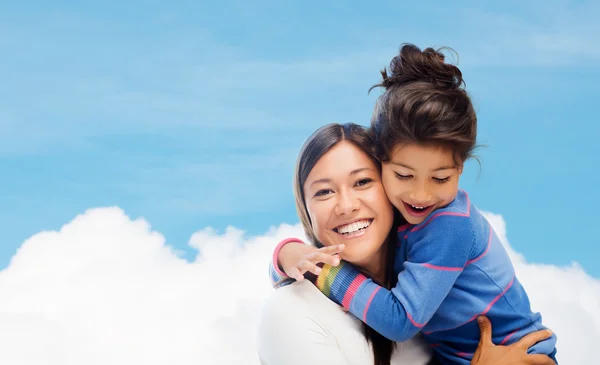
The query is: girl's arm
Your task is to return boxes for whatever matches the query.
[314,214,475,342]
[267,238,344,287]
[268,239,299,287]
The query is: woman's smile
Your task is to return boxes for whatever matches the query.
[333,218,373,239]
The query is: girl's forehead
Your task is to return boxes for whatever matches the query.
[387,143,456,169]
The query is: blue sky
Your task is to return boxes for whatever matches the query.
[1,1,599,276]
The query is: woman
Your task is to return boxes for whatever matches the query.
[256,123,554,365]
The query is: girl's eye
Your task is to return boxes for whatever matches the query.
[355,178,373,187]
[315,189,333,197]
[394,172,412,180]
[433,177,451,184]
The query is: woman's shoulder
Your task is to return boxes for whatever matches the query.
[261,280,348,321]
[257,280,433,365]
[257,280,363,364]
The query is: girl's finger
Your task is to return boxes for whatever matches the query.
[307,252,341,266]
[298,259,322,277]
[318,244,345,255]
[288,266,304,282]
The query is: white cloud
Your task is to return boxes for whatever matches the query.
[0,207,597,364]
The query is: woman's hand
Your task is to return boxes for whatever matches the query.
[279,243,345,281]
[471,316,555,365]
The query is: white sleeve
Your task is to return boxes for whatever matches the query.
[257,282,351,365]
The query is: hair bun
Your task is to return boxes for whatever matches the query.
[378,43,464,91]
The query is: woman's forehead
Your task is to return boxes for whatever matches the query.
[305,142,377,185]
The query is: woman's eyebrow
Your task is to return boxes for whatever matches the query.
[309,178,330,187]
[308,167,375,187]
[349,167,376,175]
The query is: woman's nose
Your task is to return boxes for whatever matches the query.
[335,191,360,215]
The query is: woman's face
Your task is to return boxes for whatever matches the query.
[303,140,394,269]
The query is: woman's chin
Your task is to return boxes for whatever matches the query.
[340,249,376,267]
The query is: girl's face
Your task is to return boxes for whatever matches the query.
[381,143,462,225]
[303,141,394,269]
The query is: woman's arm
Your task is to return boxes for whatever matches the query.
[471,316,555,365]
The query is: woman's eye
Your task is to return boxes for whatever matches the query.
[315,189,333,197]
[433,177,451,183]
[355,178,373,187]
[394,172,412,180]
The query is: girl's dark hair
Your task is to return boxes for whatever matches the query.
[293,123,400,365]
[369,43,477,165]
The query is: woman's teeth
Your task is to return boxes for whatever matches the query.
[335,219,371,235]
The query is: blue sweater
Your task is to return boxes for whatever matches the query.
[271,190,558,364]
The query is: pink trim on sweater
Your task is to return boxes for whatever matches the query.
[410,190,471,233]
[272,237,305,278]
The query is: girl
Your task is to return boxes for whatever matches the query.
[269,44,558,365]
[260,122,555,365]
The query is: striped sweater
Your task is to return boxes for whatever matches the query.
[270,190,558,365]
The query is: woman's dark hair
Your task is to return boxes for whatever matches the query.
[369,43,478,166]
[293,122,400,365]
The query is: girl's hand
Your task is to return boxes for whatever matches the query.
[279,242,345,281]
[471,316,555,365]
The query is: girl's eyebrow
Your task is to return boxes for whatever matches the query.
[433,165,456,171]
[391,161,414,170]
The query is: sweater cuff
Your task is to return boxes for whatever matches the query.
[269,237,305,286]
[315,261,368,310]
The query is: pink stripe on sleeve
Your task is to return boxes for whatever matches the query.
[362,286,381,322]
[422,263,463,271]
[500,330,518,345]
[341,275,367,309]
